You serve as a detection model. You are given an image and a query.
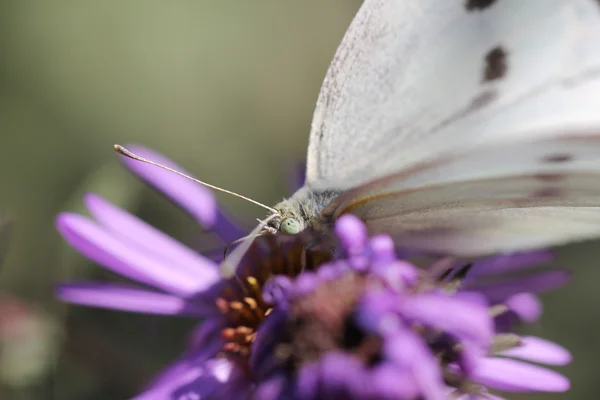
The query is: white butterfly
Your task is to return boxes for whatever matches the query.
[118,0,600,277]
[265,0,600,258]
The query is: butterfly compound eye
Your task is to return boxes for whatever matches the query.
[280,218,302,235]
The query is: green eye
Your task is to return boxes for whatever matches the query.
[280,218,302,235]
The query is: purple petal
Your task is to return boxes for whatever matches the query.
[250,309,288,380]
[188,318,224,356]
[459,340,481,375]
[254,375,288,400]
[290,272,319,299]
[57,283,215,316]
[212,207,248,244]
[456,393,506,400]
[452,291,488,307]
[373,260,419,290]
[466,270,571,303]
[262,276,293,305]
[472,357,570,392]
[144,347,223,392]
[505,293,542,323]
[369,235,395,262]
[316,262,348,282]
[468,251,553,278]
[86,194,218,279]
[335,215,367,251]
[384,329,447,400]
[136,365,205,400]
[357,291,401,334]
[120,145,217,228]
[367,365,420,399]
[57,213,217,296]
[134,358,237,400]
[143,354,199,391]
[398,294,493,345]
[316,352,364,399]
[497,336,571,366]
[296,362,320,400]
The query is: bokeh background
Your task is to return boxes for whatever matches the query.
[0,1,597,399]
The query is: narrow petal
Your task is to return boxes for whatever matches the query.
[145,349,223,391]
[262,276,293,305]
[356,291,400,334]
[505,293,542,322]
[296,362,320,400]
[316,353,363,399]
[250,309,288,380]
[119,145,217,228]
[85,194,218,278]
[212,207,248,244]
[57,283,215,316]
[367,365,420,399]
[134,358,238,400]
[188,318,225,352]
[497,336,571,366]
[472,358,570,392]
[385,330,447,400]
[254,375,289,400]
[459,341,481,375]
[335,215,368,251]
[290,273,320,299]
[452,291,488,307]
[466,270,571,303]
[455,394,506,400]
[399,294,493,345]
[57,213,217,296]
[468,251,553,278]
[172,360,248,400]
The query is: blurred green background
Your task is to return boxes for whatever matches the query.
[0,1,597,399]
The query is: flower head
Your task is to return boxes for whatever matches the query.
[57,146,572,399]
[251,215,571,400]
[56,146,330,398]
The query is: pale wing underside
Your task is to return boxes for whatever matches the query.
[365,207,600,255]
[324,135,600,256]
[306,0,600,190]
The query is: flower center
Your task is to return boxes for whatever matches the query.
[277,272,383,370]
[214,235,332,364]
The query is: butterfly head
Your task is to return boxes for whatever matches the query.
[268,187,339,236]
[267,201,308,236]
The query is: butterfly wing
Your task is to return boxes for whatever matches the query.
[324,135,600,255]
[306,0,600,190]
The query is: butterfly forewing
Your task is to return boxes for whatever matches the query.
[306,0,600,190]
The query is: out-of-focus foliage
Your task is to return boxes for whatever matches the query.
[0,1,598,399]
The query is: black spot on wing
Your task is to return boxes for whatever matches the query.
[465,0,497,11]
[483,46,507,82]
[542,154,572,163]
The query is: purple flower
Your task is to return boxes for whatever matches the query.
[56,146,572,399]
[252,216,571,400]
[57,146,330,398]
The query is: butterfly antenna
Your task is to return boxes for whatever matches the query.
[114,144,279,214]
